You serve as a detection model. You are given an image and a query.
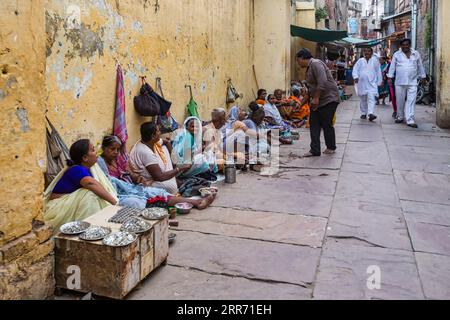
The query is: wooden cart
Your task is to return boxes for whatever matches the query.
[54,206,169,299]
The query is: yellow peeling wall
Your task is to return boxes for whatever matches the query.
[1,0,54,299]
[436,0,450,128]
[291,1,316,81]
[253,0,291,93]
[44,0,258,149]
[1,0,293,298]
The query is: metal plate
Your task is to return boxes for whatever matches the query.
[60,221,91,235]
[141,207,169,220]
[79,226,111,241]
[102,231,137,247]
[120,217,152,234]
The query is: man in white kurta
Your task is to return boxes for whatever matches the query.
[387,38,426,128]
[352,47,383,122]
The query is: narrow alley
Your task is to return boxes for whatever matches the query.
[127,94,450,300]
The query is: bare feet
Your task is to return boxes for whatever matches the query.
[302,151,319,157]
[195,194,214,210]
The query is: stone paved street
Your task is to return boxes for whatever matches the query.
[128,92,450,299]
[53,93,450,301]
[125,93,450,300]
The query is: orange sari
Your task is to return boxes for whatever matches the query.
[289,95,310,120]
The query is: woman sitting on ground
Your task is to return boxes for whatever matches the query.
[288,87,310,127]
[44,139,118,233]
[263,94,294,144]
[243,102,271,171]
[221,105,249,168]
[97,135,152,186]
[274,88,308,128]
[172,116,216,180]
[256,89,267,105]
[129,122,215,208]
[99,134,213,210]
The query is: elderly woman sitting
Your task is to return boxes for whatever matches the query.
[243,102,271,171]
[263,94,294,144]
[97,134,214,213]
[203,108,228,171]
[44,139,118,233]
[172,116,215,179]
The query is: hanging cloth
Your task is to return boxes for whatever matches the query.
[45,116,70,188]
[113,64,129,168]
[186,85,199,118]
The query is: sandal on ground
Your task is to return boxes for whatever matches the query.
[169,219,179,227]
[323,149,336,155]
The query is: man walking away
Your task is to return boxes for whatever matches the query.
[296,48,340,157]
[387,38,426,128]
[352,47,383,122]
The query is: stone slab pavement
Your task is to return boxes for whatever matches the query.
[61,93,450,300]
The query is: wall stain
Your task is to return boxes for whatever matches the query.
[15,107,30,132]
[64,23,105,59]
[45,11,63,57]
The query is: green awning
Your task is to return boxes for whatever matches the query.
[354,38,387,48]
[290,25,348,42]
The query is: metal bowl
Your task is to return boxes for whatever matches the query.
[60,221,91,235]
[102,231,137,247]
[79,226,111,241]
[199,187,213,197]
[175,202,193,214]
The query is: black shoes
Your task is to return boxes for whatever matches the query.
[407,123,418,128]
[395,119,404,124]
[368,114,377,122]
[360,115,367,120]
[392,112,397,118]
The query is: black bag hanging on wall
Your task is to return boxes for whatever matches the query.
[134,77,172,116]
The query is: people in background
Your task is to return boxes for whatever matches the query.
[296,48,340,157]
[44,139,118,233]
[377,56,390,105]
[352,47,383,122]
[336,55,347,82]
[386,56,398,118]
[263,93,293,144]
[387,38,426,128]
[256,89,267,105]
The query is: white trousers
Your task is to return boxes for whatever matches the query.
[395,85,417,124]
[359,93,377,116]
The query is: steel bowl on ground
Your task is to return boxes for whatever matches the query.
[175,202,193,214]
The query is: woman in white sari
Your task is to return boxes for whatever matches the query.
[44,139,118,234]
